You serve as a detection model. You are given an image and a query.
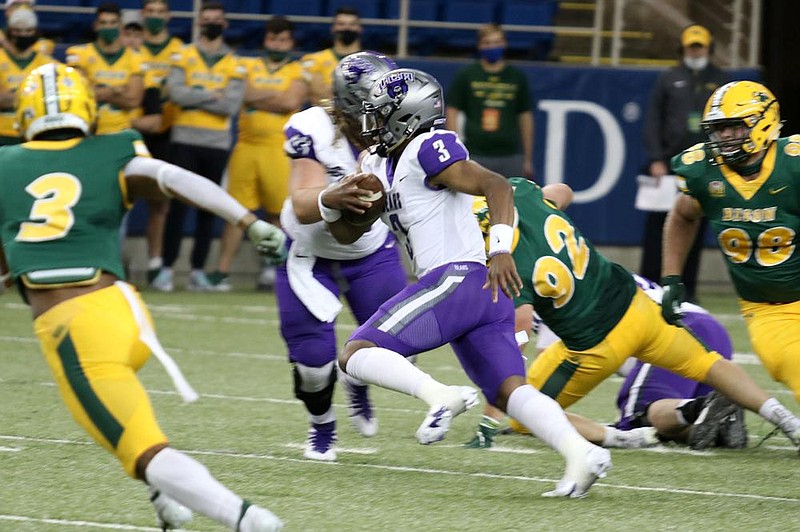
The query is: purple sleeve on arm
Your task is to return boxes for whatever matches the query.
[417,132,469,190]
[284,126,319,162]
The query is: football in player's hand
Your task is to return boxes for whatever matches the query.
[341,174,386,227]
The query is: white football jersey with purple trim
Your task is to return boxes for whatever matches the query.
[280,106,389,259]
[361,129,485,277]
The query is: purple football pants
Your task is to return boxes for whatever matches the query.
[275,240,407,367]
[350,262,525,404]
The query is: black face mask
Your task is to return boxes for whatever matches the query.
[200,23,224,40]
[11,34,38,51]
[264,49,289,63]
[334,29,359,46]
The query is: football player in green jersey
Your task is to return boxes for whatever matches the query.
[664,80,800,412]
[0,63,284,531]
[467,177,800,451]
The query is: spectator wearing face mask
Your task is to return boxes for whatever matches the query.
[300,6,362,105]
[0,0,54,56]
[639,24,729,304]
[445,23,534,180]
[66,2,145,135]
[0,6,54,145]
[151,1,246,292]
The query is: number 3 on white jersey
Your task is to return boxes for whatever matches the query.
[16,173,82,242]
[432,139,451,162]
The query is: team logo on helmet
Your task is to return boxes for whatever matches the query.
[341,56,376,85]
[377,71,415,100]
[754,91,770,103]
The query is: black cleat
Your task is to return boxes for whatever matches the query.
[717,407,748,449]
[688,392,738,450]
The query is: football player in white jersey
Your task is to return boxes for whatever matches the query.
[277,52,408,461]
[323,68,612,498]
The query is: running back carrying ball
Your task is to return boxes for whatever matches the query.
[341,173,386,226]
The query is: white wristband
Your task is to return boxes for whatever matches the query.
[488,224,514,257]
[317,186,342,223]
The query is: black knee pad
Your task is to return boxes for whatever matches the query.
[293,365,337,416]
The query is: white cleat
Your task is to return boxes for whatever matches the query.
[303,421,337,461]
[149,489,193,531]
[239,504,284,532]
[542,445,612,499]
[340,375,378,437]
[608,426,660,449]
[415,386,480,445]
[783,426,800,450]
[416,406,453,445]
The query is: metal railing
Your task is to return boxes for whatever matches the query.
[16,0,761,67]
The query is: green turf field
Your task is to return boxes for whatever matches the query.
[1,288,798,531]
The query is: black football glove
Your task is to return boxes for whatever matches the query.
[660,275,686,325]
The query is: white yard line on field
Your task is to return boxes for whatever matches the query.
[0,445,22,452]
[436,443,541,455]
[284,442,378,455]
[0,515,163,531]
[1,433,797,504]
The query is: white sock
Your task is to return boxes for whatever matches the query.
[759,397,800,432]
[338,366,367,388]
[145,447,245,529]
[506,385,590,459]
[309,407,336,425]
[345,347,448,406]
[148,257,163,270]
[602,426,622,447]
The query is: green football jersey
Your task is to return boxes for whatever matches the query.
[508,178,636,350]
[0,130,147,286]
[672,136,800,303]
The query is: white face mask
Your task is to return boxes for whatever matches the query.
[683,56,709,71]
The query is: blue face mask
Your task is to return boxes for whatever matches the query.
[479,47,504,64]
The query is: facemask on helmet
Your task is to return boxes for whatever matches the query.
[332,51,397,122]
[15,63,98,141]
[701,81,781,166]
[360,68,446,157]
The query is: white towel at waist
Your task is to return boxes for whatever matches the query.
[286,241,343,323]
[115,281,199,403]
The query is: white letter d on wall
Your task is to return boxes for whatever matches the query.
[539,100,625,204]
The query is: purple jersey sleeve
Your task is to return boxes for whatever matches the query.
[284,125,319,162]
[417,131,469,187]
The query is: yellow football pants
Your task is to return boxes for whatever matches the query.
[741,298,800,402]
[227,140,290,215]
[527,289,723,408]
[33,283,168,477]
